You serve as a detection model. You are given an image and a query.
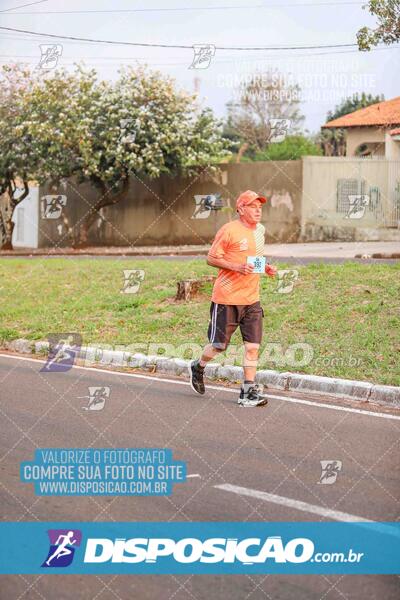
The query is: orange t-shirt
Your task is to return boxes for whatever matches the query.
[208,220,265,305]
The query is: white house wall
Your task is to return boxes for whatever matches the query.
[301,156,400,242]
[12,185,39,248]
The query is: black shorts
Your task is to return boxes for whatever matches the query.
[207,301,264,350]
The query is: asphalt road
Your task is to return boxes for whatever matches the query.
[1,354,399,600]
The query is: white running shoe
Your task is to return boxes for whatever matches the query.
[238,383,268,407]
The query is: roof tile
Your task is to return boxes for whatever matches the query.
[323,97,400,128]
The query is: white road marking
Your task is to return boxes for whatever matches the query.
[187,474,201,479]
[1,353,399,421]
[214,483,374,522]
[215,484,400,538]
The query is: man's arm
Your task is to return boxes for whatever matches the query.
[207,255,254,275]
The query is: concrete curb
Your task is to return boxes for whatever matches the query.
[3,339,399,409]
[355,252,400,259]
[0,246,210,257]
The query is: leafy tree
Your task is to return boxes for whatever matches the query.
[0,65,41,249]
[357,0,400,50]
[252,135,322,161]
[226,70,304,158]
[327,92,385,121]
[317,128,346,157]
[0,65,104,248]
[1,64,230,249]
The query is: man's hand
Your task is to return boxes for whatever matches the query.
[235,263,255,275]
[265,263,278,277]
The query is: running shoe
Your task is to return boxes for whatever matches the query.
[238,383,268,407]
[189,360,205,395]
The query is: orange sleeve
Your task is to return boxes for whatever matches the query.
[207,224,230,260]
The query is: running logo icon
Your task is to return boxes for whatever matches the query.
[268,119,291,143]
[80,386,110,411]
[345,195,370,219]
[275,270,299,294]
[119,117,139,144]
[41,529,82,568]
[189,44,215,69]
[41,333,82,373]
[121,269,145,294]
[191,194,223,219]
[239,238,249,251]
[38,44,63,70]
[41,195,67,219]
[318,460,342,484]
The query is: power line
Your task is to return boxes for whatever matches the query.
[0,26,360,51]
[0,45,397,63]
[5,29,395,57]
[0,1,365,15]
[0,0,49,13]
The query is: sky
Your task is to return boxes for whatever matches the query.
[0,0,398,134]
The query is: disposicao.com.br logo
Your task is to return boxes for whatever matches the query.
[83,536,347,565]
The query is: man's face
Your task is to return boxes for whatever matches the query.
[238,199,263,224]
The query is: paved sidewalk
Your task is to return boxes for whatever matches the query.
[265,241,400,258]
[2,241,399,258]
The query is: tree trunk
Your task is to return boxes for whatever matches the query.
[74,177,129,248]
[1,219,15,249]
[0,179,29,251]
[236,142,249,163]
[0,208,7,248]
[60,207,77,247]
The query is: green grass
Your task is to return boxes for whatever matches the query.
[1,258,399,386]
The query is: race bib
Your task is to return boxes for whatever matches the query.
[247,256,266,273]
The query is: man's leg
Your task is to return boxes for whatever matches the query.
[189,302,238,395]
[189,343,225,395]
[238,303,268,407]
[243,342,260,382]
[198,343,223,367]
[239,342,267,406]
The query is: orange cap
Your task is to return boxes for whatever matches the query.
[236,190,267,210]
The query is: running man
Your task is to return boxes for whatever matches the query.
[45,531,77,566]
[189,190,277,407]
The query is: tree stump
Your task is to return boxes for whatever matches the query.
[175,279,203,301]
[175,276,215,302]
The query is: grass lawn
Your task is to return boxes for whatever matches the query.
[0,258,399,386]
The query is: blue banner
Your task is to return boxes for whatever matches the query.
[0,522,399,574]
[20,448,186,496]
